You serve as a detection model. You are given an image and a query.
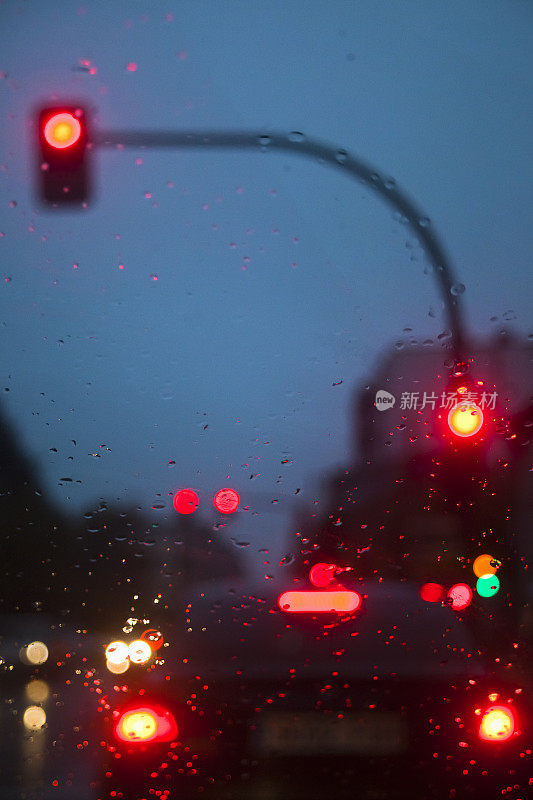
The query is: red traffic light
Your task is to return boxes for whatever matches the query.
[172,488,199,514]
[43,112,82,149]
[448,401,484,438]
[213,487,240,513]
[37,106,90,203]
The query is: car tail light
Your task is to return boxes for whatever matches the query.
[478,705,516,742]
[277,590,362,613]
[114,704,178,744]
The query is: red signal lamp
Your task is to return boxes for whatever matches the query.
[478,705,516,742]
[448,401,484,438]
[37,105,89,203]
[114,703,178,744]
[43,112,82,149]
[214,487,240,514]
[173,488,199,514]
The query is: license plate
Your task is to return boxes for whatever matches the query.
[254,711,407,756]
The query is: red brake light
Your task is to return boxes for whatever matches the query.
[278,590,362,614]
[114,704,178,744]
[478,705,516,742]
[43,112,82,149]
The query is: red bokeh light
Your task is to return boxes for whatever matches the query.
[173,489,199,515]
[114,703,178,744]
[420,582,444,602]
[309,563,336,588]
[447,583,473,611]
[479,705,516,742]
[213,488,240,514]
[140,628,164,651]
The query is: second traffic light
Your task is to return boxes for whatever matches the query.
[37,106,90,204]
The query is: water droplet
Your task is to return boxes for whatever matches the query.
[451,283,465,296]
[335,149,348,164]
[258,135,271,146]
[418,217,430,228]
[384,178,396,190]
[288,131,305,143]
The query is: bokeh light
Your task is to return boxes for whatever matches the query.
[479,706,515,742]
[476,573,500,597]
[173,488,199,514]
[43,112,81,149]
[448,402,484,437]
[24,641,49,665]
[419,582,444,602]
[128,639,152,664]
[213,487,240,514]
[105,640,129,665]
[106,658,130,674]
[23,706,47,730]
[25,680,49,704]
[447,583,473,611]
[116,709,158,742]
[278,590,362,613]
[140,628,164,651]
[473,554,499,578]
[309,563,336,588]
[114,705,178,743]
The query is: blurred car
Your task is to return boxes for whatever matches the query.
[100,575,531,800]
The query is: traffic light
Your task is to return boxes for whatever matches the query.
[36,106,90,203]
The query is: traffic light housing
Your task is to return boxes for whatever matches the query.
[36,106,90,203]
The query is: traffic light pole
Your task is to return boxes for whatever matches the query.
[94,129,466,366]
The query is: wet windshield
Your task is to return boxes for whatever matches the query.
[1,3,532,799]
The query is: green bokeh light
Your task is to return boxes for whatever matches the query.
[476,573,500,597]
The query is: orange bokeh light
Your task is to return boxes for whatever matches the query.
[278,590,361,614]
[473,554,499,578]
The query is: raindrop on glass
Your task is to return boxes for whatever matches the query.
[451,283,465,296]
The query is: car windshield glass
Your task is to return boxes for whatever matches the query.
[1,3,532,800]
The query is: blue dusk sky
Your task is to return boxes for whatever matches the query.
[1,0,532,566]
